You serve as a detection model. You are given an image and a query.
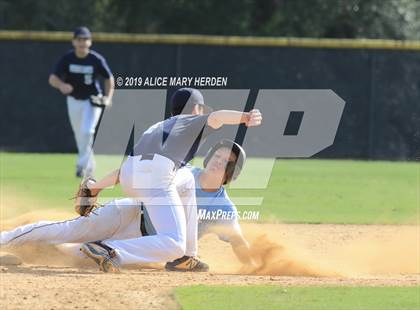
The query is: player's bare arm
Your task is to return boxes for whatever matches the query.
[207,109,262,129]
[74,169,120,215]
[48,74,73,95]
[87,168,120,196]
[103,76,115,106]
[229,234,254,266]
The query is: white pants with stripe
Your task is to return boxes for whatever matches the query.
[0,199,143,247]
[106,156,198,264]
[0,165,198,265]
[66,96,102,174]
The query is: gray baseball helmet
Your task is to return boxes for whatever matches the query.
[203,139,246,184]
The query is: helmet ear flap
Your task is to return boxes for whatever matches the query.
[223,161,236,185]
[203,139,246,183]
[203,140,231,168]
[203,147,214,168]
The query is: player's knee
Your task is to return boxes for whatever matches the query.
[81,129,95,137]
[186,172,195,187]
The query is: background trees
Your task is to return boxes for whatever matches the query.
[1,0,420,39]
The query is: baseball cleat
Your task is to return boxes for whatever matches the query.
[76,167,84,178]
[165,256,209,272]
[80,242,120,273]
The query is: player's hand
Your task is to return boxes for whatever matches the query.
[74,178,99,217]
[238,260,259,274]
[90,94,112,108]
[59,83,73,95]
[245,109,262,127]
[102,96,112,108]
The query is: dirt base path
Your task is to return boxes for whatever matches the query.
[1,266,419,310]
[1,223,419,309]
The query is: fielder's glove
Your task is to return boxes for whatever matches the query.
[90,94,112,108]
[74,178,99,216]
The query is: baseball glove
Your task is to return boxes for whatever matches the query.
[90,94,112,108]
[74,178,99,216]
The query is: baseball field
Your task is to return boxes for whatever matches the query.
[1,152,419,309]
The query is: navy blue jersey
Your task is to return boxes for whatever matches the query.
[52,49,113,100]
[132,115,216,166]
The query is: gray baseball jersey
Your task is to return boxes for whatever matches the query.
[132,114,216,167]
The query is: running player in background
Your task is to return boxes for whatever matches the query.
[49,26,115,178]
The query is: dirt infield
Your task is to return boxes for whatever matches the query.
[1,267,418,310]
[1,218,419,309]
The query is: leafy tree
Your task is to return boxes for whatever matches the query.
[1,0,420,39]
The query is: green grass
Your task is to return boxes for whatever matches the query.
[174,285,420,310]
[1,152,419,224]
[228,159,419,224]
[0,152,124,217]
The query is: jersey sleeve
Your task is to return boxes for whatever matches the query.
[188,114,218,139]
[96,55,113,79]
[51,55,67,78]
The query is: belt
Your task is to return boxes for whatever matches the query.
[139,153,155,161]
[140,202,149,236]
[69,95,90,101]
[138,153,181,170]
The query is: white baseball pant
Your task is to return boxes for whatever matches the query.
[109,155,198,264]
[66,96,102,175]
[1,168,197,265]
[0,198,143,247]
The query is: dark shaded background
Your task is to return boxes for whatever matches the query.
[1,0,420,40]
[0,40,419,160]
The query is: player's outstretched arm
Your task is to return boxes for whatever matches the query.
[88,168,120,196]
[207,109,262,129]
[230,233,255,266]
